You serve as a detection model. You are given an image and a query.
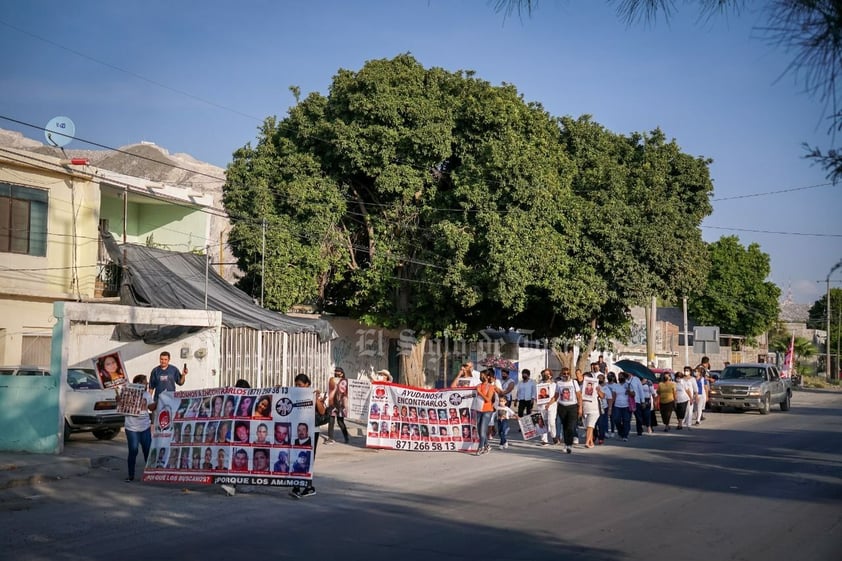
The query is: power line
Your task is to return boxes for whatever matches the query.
[703,225,842,238]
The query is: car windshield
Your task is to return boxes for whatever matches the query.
[67,369,103,390]
[720,367,765,380]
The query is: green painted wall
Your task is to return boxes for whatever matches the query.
[0,375,60,453]
[100,195,208,253]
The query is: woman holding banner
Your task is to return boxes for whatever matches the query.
[473,369,497,456]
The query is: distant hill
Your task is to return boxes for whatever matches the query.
[0,128,239,282]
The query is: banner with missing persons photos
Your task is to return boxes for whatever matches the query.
[365,383,480,452]
[142,386,314,488]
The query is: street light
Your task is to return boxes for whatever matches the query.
[827,259,842,380]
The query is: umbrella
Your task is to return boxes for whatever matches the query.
[615,360,659,383]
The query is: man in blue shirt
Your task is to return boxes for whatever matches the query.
[149,351,186,399]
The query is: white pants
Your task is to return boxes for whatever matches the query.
[540,402,558,442]
[694,394,705,423]
[683,399,694,427]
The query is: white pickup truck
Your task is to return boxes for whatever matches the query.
[708,363,792,414]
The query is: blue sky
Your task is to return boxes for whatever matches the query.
[2,0,840,304]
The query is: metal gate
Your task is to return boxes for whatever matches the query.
[219,327,332,392]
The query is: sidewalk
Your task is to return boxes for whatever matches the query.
[0,419,368,490]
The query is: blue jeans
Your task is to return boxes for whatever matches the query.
[596,411,608,440]
[612,407,631,439]
[476,411,493,450]
[126,427,151,479]
[497,417,510,446]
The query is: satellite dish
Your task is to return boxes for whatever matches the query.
[44,116,76,148]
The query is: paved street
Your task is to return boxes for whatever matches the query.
[1,389,840,561]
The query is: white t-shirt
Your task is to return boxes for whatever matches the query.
[674,379,691,403]
[124,390,153,432]
[609,382,630,408]
[554,379,580,406]
[581,375,600,413]
[629,376,645,404]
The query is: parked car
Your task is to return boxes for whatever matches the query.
[708,363,791,414]
[1,365,123,441]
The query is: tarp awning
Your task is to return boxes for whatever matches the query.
[101,230,336,343]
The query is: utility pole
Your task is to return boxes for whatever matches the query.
[646,296,657,367]
[827,259,842,379]
[260,219,266,307]
[204,246,210,310]
[682,296,690,366]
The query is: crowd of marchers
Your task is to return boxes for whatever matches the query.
[452,357,714,456]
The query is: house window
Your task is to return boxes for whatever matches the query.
[0,183,48,256]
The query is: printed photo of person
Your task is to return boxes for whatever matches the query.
[172,424,182,443]
[253,422,271,445]
[253,395,272,418]
[202,447,213,470]
[584,381,595,397]
[179,448,191,469]
[166,450,179,469]
[214,448,227,470]
[193,422,205,443]
[408,406,418,420]
[233,420,250,444]
[369,403,380,419]
[223,396,237,417]
[418,408,428,422]
[389,423,400,439]
[448,408,459,424]
[294,422,312,446]
[291,450,311,474]
[236,395,255,417]
[274,422,291,445]
[147,448,158,468]
[399,405,409,419]
[420,425,430,440]
[155,448,168,468]
[216,420,231,443]
[182,422,193,443]
[461,424,472,441]
[392,405,400,418]
[438,426,449,439]
[231,448,250,472]
[185,398,202,419]
[379,422,390,437]
[459,407,470,423]
[438,409,448,423]
[175,399,190,419]
[252,448,271,472]
[191,448,201,470]
[204,421,218,443]
[93,352,128,389]
[369,421,380,437]
[410,424,421,440]
[273,450,290,473]
[451,425,461,440]
[399,423,411,439]
[197,397,212,418]
[428,408,438,423]
[210,395,224,418]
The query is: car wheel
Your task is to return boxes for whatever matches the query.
[759,394,770,415]
[92,427,120,440]
[63,421,72,442]
[780,393,791,411]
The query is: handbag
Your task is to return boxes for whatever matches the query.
[315,411,330,426]
[628,398,636,412]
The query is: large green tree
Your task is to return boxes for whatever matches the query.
[689,235,780,336]
[223,54,714,380]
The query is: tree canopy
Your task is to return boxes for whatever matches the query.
[223,54,714,344]
[688,235,780,337]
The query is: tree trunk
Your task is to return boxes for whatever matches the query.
[400,333,428,387]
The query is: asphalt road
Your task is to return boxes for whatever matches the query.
[1,389,840,561]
